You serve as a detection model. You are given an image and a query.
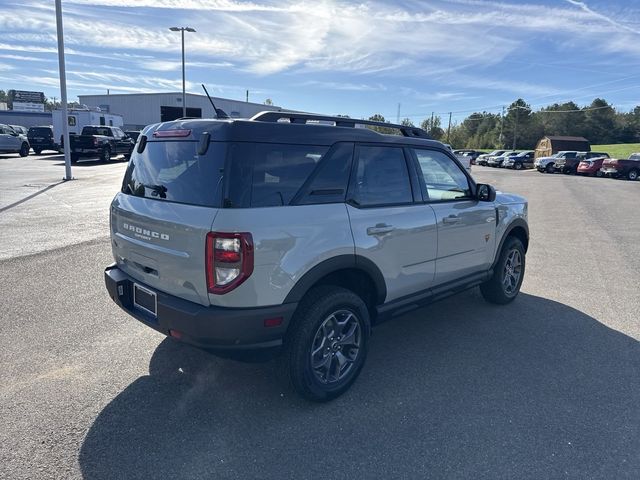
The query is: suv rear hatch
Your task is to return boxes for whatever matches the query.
[111,126,226,306]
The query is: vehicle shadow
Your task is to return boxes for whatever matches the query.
[53,157,127,166]
[79,291,639,479]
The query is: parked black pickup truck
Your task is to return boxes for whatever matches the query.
[68,125,135,163]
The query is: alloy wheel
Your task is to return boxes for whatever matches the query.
[502,249,522,295]
[310,309,362,384]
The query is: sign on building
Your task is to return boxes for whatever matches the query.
[12,102,45,112]
[12,90,45,103]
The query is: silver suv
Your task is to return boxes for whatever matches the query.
[105,112,529,401]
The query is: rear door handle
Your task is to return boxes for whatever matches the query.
[442,215,460,225]
[367,224,395,235]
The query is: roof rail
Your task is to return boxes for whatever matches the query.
[250,111,430,138]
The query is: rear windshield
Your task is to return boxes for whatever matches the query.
[28,127,52,136]
[121,140,225,208]
[82,126,111,136]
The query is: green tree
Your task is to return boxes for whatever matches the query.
[503,99,542,149]
[401,117,414,127]
[367,114,396,134]
[420,115,444,140]
[583,98,616,144]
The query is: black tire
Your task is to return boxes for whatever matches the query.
[282,286,371,402]
[33,148,42,155]
[19,142,29,157]
[480,236,526,305]
[70,153,79,163]
[545,163,555,173]
[514,162,522,170]
[628,169,639,181]
[596,170,603,177]
[101,146,111,163]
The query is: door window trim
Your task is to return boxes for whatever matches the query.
[407,146,478,204]
[346,143,417,209]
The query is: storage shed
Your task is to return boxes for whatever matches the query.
[535,136,590,158]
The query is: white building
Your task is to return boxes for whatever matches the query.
[77,92,282,130]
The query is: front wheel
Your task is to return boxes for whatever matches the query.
[480,236,525,305]
[33,148,42,155]
[282,286,370,402]
[514,162,523,170]
[545,163,555,173]
[19,142,29,157]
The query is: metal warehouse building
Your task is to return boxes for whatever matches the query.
[77,92,283,130]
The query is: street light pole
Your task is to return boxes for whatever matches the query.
[169,26,196,118]
[55,0,72,181]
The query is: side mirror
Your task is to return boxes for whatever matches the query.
[477,184,496,202]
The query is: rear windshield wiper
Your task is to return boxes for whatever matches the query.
[144,184,168,198]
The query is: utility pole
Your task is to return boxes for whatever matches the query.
[429,111,434,136]
[499,105,505,147]
[396,103,401,124]
[246,90,249,102]
[169,26,196,118]
[513,108,518,150]
[55,0,72,181]
[446,112,452,143]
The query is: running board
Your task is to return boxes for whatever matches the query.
[375,270,492,322]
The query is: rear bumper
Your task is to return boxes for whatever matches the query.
[104,264,297,361]
[600,168,619,177]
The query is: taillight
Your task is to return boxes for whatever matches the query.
[206,232,254,294]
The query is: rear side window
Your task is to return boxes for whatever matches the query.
[350,146,412,207]
[121,141,225,207]
[296,143,353,205]
[226,143,329,207]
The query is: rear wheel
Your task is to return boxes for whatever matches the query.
[33,148,42,155]
[282,286,370,402]
[100,147,111,163]
[596,170,603,177]
[545,163,555,173]
[514,162,523,170]
[19,142,29,157]
[480,236,525,305]
[70,153,79,163]
[628,169,639,181]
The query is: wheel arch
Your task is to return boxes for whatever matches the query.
[493,219,529,269]
[283,255,387,308]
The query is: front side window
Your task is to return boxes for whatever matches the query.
[413,149,471,201]
[350,146,412,207]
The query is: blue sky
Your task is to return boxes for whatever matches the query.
[1,0,639,124]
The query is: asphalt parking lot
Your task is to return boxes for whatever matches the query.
[1,154,638,479]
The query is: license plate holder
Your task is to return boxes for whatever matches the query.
[133,283,157,317]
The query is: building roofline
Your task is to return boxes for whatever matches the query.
[77,92,281,109]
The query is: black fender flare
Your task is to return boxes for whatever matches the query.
[283,254,387,305]
[492,218,529,268]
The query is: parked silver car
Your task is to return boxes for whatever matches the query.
[104,112,529,401]
[0,124,30,157]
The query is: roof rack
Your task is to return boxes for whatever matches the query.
[251,111,430,139]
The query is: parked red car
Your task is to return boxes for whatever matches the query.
[577,156,607,176]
